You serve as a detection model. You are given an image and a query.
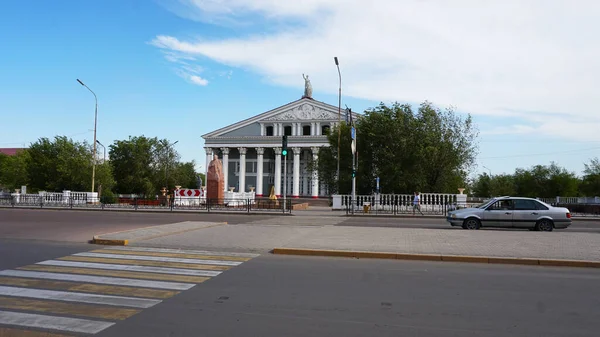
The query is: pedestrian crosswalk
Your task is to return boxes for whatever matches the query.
[0,246,258,336]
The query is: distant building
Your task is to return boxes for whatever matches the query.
[0,148,27,156]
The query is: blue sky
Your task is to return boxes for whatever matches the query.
[1,0,599,180]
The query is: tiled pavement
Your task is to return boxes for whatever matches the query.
[0,246,258,336]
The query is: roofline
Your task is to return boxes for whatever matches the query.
[201,97,361,139]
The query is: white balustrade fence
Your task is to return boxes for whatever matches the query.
[8,191,98,205]
[333,193,458,213]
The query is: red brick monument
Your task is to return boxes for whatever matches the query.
[206,154,224,201]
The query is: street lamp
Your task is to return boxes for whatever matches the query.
[165,140,179,189]
[77,79,98,193]
[334,56,342,193]
[96,140,106,163]
[483,166,492,176]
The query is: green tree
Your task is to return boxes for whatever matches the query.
[471,173,492,197]
[580,158,600,196]
[109,136,159,196]
[109,136,183,196]
[489,174,516,197]
[26,136,105,192]
[170,161,201,189]
[0,150,30,191]
[513,163,579,198]
[314,101,479,195]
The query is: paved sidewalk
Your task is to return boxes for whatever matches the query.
[92,220,600,262]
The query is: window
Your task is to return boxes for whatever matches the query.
[321,125,330,135]
[534,201,549,210]
[487,200,513,210]
[303,125,311,135]
[284,126,292,136]
[266,126,274,136]
[513,199,538,210]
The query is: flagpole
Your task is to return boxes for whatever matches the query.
[350,108,356,208]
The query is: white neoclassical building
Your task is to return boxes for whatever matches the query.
[202,95,357,199]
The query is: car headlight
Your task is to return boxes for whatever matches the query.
[451,214,457,218]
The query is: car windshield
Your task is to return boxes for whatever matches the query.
[476,198,497,209]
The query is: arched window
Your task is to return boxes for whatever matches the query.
[303,125,311,136]
[266,126,274,136]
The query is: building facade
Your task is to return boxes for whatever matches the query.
[202,96,357,198]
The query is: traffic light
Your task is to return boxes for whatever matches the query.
[352,169,356,178]
[282,135,288,156]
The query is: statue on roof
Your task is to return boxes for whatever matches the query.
[302,74,313,99]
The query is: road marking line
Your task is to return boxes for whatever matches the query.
[0,327,73,337]
[0,270,195,291]
[17,265,210,284]
[73,252,240,267]
[0,311,114,334]
[0,296,140,320]
[36,260,221,277]
[0,286,161,309]
[0,276,179,299]
[92,249,251,262]
[57,256,229,271]
[105,246,260,258]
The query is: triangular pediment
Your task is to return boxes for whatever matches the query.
[203,97,354,139]
[262,102,338,121]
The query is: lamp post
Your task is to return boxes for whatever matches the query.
[96,140,106,163]
[165,140,179,190]
[334,57,342,194]
[77,79,98,193]
[483,166,492,176]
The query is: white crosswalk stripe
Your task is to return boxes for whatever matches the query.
[0,285,161,308]
[73,252,243,266]
[0,245,258,335]
[0,269,195,290]
[0,310,115,334]
[37,260,222,277]
[107,246,260,258]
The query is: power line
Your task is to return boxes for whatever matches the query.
[480,146,600,160]
[0,130,92,147]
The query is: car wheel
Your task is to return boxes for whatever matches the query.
[535,219,554,232]
[462,218,481,230]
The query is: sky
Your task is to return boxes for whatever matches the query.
[1,0,599,179]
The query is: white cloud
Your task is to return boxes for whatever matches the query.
[154,0,600,138]
[189,74,209,86]
[175,69,209,86]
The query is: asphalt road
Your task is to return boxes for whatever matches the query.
[0,240,600,337]
[1,208,599,246]
[339,215,600,233]
[0,208,272,242]
[0,241,599,337]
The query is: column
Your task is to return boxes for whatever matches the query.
[302,150,309,196]
[274,148,282,197]
[316,122,321,135]
[238,147,247,192]
[260,123,265,136]
[204,147,213,182]
[221,148,229,192]
[311,147,319,198]
[256,147,264,197]
[292,147,301,198]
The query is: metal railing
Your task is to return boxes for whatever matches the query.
[344,196,454,216]
[0,195,293,213]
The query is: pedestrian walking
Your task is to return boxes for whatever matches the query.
[413,191,424,215]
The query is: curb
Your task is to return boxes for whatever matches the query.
[89,221,228,246]
[0,206,294,216]
[271,248,600,269]
[91,235,128,246]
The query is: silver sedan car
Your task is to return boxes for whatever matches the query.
[446,196,572,231]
